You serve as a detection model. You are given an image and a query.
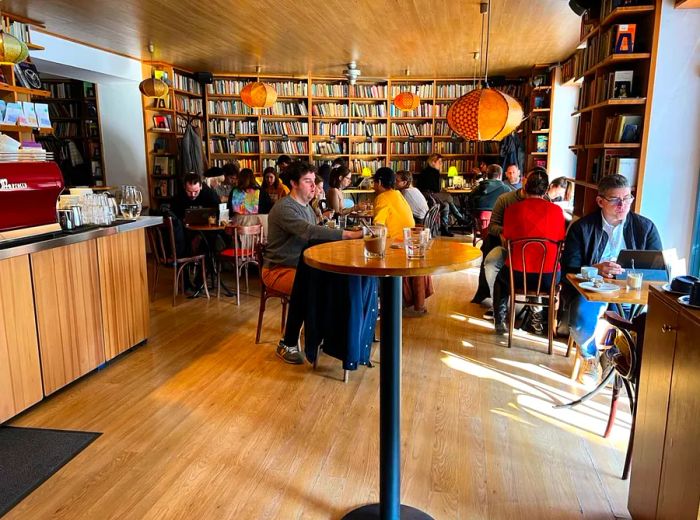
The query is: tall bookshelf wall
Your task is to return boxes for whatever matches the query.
[203,74,526,181]
[525,65,555,172]
[141,62,205,206]
[561,0,660,217]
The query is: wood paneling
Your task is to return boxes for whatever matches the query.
[0,255,43,424]
[6,0,581,76]
[31,241,105,395]
[97,229,149,360]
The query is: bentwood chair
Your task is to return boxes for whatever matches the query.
[254,242,290,343]
[471,210,492,247]
[506,238,564,354]
[423,203,441,239]
[146,216,210,306]
[218,223,264,305]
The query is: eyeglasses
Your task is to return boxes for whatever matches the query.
[601,195,635,206]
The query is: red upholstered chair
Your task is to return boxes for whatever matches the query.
[218,223,263,305]
[146,216,210,307]
[254,243,290,343]
[505,238,564,354]
[472,210,492,246]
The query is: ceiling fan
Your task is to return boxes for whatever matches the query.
[342,61,361,85]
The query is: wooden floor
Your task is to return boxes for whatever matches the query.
[7,261,632,519]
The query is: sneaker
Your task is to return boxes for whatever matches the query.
[276,340,304,365]
[577,356,600,389]
[494,322,507,334]
[482,309,494,320]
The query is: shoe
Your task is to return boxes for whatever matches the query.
[276,340,304,364]
[577,356,600,389]
[525,310,545,335]
[494,321,507,334]
[403,307,427,317]
[482,309,494,320]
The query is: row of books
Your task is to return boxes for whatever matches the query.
[311,83,349,98]
[435,104,450,118]
[261,140,309,154]
[561,49,585,83]
[444,159,476,173]
[263,120,308,135]
[603,114,642,143]
[391,122,433,136]
[312,103,349,117]
[53,122,79,137]
[212,158,259,170]
[207,79,247,96]
[391,84,434,98]
[536,135,549,152]
[352,103,387,118]
[152,156,176,177]
[209,138,260,154]
[353,142,386,154]
[41,82,75,99]
[352,122,387,136]
[314,142,347,154]
[531,115,549,131]
[434,141,477,154]
[352,159,386,173]
[207,100,309,116]
[591,153,639,185]
[389,103,433,118]
[1,18,31,44]
[582,24,638,74]
[390,142,431,155]
[154,178,177,198]
[313,121,348,136]
[208,119,258,135]
[174,95,203,115]
[0,101,51,128]
[173,72,202,95]
[495,84,527,99]
[47,102,79,118]
[434,121,456,137]
[267,81,308,97]
[436,83,477,98]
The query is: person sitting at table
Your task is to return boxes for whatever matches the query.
[173,172,221,221]
[416,153,468,237]
[262,166,289,205]
[544,176,570,202]
[504,163,523,191]
[211,162,239,202]
[318,163,332,195]
[467,164,513,212]
[264,161,363,364]
[227,168,273,227]
[277,154,293,188]
[326,165,355,215]
[395,170,429,225]
[561,174,662,387]
[491,171,566,334]
[311,174,332,223]
[373,167,434,315]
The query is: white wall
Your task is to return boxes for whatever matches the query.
[640,1,700,263]
[29,31,148,197]
[549,67,579,180]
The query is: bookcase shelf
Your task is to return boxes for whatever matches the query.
[601,5,655,26]
[573,97,647,116]
[525,65,554,170]
[582,52,651,78]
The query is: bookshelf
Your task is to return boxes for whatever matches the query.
[201,74,526,183]
[561,1,660,217]
[525,66,554,171]
[34,78,105,186]
[141,62,205,205]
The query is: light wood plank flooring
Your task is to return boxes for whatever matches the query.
[7,263,632,519]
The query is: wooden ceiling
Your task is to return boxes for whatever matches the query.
[8,0,581,77]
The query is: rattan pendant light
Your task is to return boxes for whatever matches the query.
[240,81,277,108]
[139,43,169,98]
[0,7,28,65]
[447,1,523,141]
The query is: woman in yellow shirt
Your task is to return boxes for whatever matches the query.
[373,167,433,315]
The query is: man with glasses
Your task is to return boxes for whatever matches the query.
[561,174,662,387]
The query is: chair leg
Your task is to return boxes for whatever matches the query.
[200,261,210,300]
[313,341,322,370]
[152,261,160,301]
[547,304,555,355]
[604,374,621,438]
[173,266,180,307]
[566,334,575,357]
[622,378,636,480]
[245,264,250,294]
[571,344,582,381]
[507,296,516,349]
[256,295,266,344]
[281,299,288,333]
[235,257,241,306]
[216,259,221,299]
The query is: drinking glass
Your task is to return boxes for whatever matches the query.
[627,272,643,290]
[118,185,143,219]
[363,225,387,259]
[403,227,430,260]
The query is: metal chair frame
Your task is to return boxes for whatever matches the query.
[254,243,290,343]
[218,223,264,305]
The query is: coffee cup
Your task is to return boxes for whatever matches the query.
[627,272,643,290]
[690,281,700,306]
[363,225,387,259]
[581,266,598,280]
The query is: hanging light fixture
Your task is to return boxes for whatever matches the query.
[393,68,420,111]
[447,1,523,141]
[139,43,169,98]
[240,65,278,109]
[0,7,29,65]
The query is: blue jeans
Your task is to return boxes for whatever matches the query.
[569,294,607,359]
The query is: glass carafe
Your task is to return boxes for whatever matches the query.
[117,185,143,219]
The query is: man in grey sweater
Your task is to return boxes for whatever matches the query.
[262,161,362,363]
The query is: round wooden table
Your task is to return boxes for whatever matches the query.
[304,238,482,520]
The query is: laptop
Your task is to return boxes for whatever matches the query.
[184,207,217,226]
[615,249,669,281]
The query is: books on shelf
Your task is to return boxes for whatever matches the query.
[152,155,173,176]
[312,102,348,117]
[14,62,42,89]
[389,103,433,118]
[603,114,642,143]
[613,24,636,54]
[3,102,22,124]
[351,103,387,118]
[209,137,259,154]
[390,83,434,98]
[536,135,549,152]
[154,178,176,198]
[21,102,38,127]
[314,141,348,154]
[390,141,431,155]
[152,115,172,131]
[173,71,201,95]
[609,70,634,98]
[311,82,348,98]
[391,122,432,136]
[352,141,385,154]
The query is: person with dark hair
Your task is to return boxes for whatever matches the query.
[317,163,332,195]
[227,168,273,226]
[504,163,522,190]
[172,172,220,220]
[211,162,239,202]
[471,157,489,180]
[277,154,293,188]
[560,173,662,387]
[468,163,513,211]
[544,176,570,202]
[491,170,566,334]
[326,165,354,215]
[416,154,468,236]
[395,170,429,224]
[264,161,363,364]
[262,166,289,204]
[331,157,346,169]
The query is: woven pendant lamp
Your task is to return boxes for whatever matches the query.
[241,82,277,109]
[447,88,523,141]
[0,30,28,64]
[392,91,420,111]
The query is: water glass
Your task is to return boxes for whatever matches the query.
[118,185,143,219]
[627,272,643,290]
[403,227,430,260]
[363,225,387,259]
[337,215,348,229]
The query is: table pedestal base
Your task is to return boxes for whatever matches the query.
[341,504,434,519]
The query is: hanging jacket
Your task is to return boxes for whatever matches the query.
[179,123,204,178]
[499,132,524,172]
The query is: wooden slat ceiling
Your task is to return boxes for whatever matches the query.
[7,0,581,77]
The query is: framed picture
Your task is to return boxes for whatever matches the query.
[153,115,170,130]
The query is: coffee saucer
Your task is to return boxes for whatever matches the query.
[678,295,700,310]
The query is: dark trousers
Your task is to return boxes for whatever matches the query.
[492,269,559,323]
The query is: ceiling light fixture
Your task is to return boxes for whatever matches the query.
[240,66,278,109]
[447,1,523,141]
[139,43,169,98]
[0,5,28,65]
[343,61,361,85]
[393,67,420,112]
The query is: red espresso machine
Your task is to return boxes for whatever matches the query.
[0,161,64,243]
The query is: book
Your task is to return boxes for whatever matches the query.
[153,137,167,152]
[0,100,5,121]
[13,61,42,89]
[153,156,170,176]
[4,102,23,124]
[615,157,639,185]
[536,135,548,152]
[614,24,636,54]
[609,70,633,99]
[153,115,171,130]
[22,102,38,127]
[35,103,51,127]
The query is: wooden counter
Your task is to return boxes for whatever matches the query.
[0,218,160,422]
[628,286,700,519]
